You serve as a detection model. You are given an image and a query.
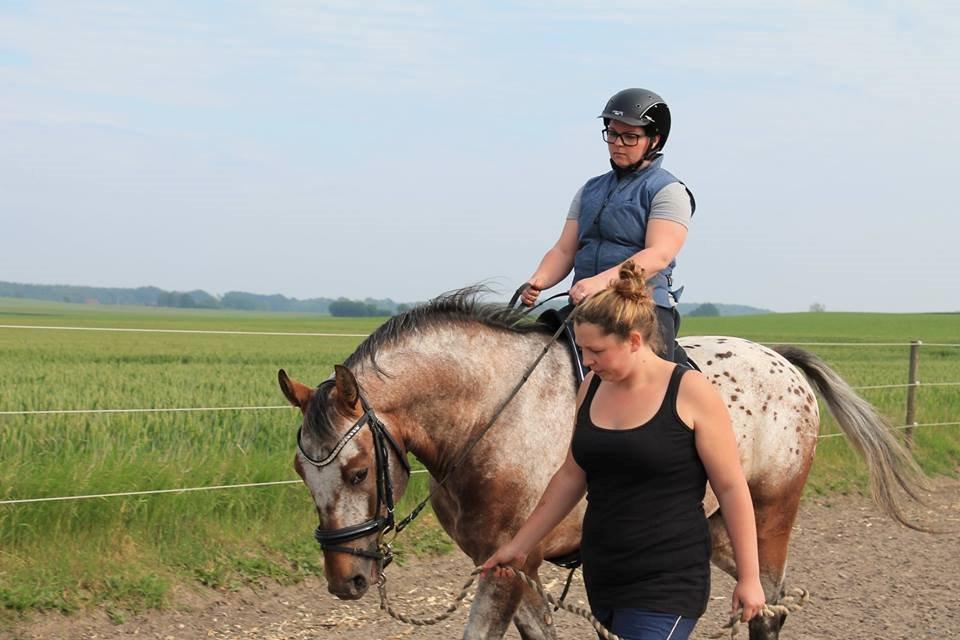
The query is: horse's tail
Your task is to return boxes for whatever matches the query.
[774,345,932,531]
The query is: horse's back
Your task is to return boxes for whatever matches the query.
[680,336,820,497]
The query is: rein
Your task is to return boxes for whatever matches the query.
[389,291,576,543]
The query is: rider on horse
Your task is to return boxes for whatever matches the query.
[521,88,695,363]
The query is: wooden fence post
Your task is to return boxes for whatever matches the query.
[904,340,921,448]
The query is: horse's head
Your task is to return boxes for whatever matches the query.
[278,365,410,600]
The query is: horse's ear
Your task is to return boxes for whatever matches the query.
[333,364,360,412]
[278,369,314,413]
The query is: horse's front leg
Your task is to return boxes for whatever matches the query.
[511,565,557,640]
[463,570,524,640]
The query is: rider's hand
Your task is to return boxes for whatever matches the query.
[521,280,544,307]
[731,577,766,622]
[568,273,613,306]
[480,541,527,579]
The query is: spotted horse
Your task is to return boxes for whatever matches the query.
[279,290,925,640]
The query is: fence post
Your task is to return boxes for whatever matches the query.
[904,340,921,448]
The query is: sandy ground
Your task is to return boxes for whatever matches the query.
[5,478,959,640]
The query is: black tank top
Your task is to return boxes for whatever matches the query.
[571,366,711,618]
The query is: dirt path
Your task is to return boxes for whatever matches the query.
[7,479,959,640]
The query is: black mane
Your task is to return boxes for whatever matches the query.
[344,285,551,372]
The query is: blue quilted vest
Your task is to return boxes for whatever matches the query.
[574,156,691,308]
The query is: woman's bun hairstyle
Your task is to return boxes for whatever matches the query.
[611,260,651,304]
[575,261,661,351]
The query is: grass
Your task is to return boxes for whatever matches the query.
[0,298,957,622]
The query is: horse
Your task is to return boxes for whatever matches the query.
[278,289,925,640]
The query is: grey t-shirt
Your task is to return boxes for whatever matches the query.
[566,181,692,228]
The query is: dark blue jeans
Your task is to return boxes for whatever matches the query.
[592,607,698,640]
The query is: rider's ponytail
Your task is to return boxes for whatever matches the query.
[575,261,661,352]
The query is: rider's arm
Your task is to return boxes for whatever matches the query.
[569,184,690,301]
[609,183,692,278]
[680,371,765,621]
[526,219,579,292]
[584,218,687,290]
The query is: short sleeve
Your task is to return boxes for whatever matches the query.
[648,182,693,228]
[566,185,585,221]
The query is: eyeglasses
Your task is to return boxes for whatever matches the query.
[601,128,646,146]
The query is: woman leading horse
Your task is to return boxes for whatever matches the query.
[482,262,765,639]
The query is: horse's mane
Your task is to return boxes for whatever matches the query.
[303,286,551,441]
[344,285,552,373]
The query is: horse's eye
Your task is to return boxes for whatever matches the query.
[351,469,369,485]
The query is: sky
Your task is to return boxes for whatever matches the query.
[1,1,958,313]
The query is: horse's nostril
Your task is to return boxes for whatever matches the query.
[352,574,367,592]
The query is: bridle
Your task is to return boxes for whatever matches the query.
[296,380,410,563]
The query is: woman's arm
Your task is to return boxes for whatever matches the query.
[680,372,766,622]
[523,219,579,306]
[569,218,687,303]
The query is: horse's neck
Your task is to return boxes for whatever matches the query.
[357,328,558,477]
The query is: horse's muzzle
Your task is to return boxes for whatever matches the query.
[328,572,370,600]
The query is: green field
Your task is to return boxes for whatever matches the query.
[1,298,958,622]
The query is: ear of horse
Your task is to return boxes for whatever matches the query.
[333,364,361,412]
[278,369,314,413]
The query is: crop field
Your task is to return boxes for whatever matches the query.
[0,297,958,622]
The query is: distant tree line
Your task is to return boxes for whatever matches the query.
[688,302,720,317]
[0,281,410,316]
[328,298,391,317]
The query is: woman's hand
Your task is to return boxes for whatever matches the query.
[568,273,614,305]
[480,542,527,579]
[732,577,766,622]
[521,279,544,307]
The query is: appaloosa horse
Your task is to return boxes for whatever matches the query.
[278,290,924,640]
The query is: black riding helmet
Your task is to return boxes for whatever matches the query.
[599,88,672,153]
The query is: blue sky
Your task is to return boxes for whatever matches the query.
[1,1,958,312]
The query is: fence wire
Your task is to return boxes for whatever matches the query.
[817,421,960,439]
[2,327,957,505]
[3,324,959,348]
[0,469,430,505]
[0,324,368,337]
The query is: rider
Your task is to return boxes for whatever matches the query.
[521,88,694,362]
[484,262,765,639]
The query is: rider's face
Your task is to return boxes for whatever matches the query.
[606,120,656,168]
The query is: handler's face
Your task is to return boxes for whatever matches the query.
[576,322,632,381]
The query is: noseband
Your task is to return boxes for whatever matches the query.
[297,381,410,562]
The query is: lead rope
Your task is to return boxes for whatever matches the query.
[377,562,809,640]
[378,566,623,640]
[708,588,810,639]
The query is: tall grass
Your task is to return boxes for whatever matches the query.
[0,300,957,619]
